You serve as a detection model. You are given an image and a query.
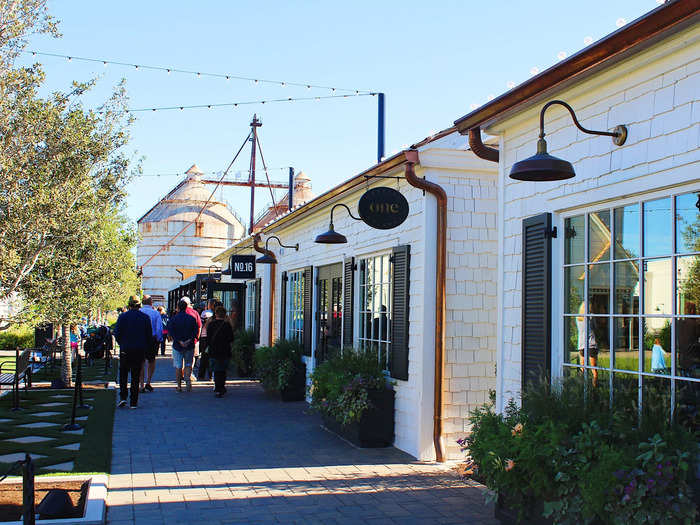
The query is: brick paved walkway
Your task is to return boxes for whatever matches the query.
[106,353,497,525]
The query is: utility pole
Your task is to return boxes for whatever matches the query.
[248,115,262,234]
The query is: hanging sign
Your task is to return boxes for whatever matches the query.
[358,187,409,230]
[229,255,256,279]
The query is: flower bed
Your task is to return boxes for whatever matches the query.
[460,376,698,524]
[253,339,306,401]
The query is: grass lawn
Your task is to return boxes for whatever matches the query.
[0,387,115,475]
[31,357,119,385]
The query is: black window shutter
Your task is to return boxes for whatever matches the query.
[521,213,553,390]
[342,257,354,348]
[279,271,287,341]
[390,245,410,380]
[303,266,313,356]
[254,278,261,344]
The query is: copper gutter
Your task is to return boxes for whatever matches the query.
[454,0,700,133]
[253,234,276,344]
[468,127,499,162]
[403,149,447,463]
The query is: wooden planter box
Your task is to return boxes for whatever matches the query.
[322,388,394,447]
[279,363,306,402]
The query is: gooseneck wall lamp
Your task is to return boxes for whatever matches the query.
[256,235,299,264]
[509,100,628,182]
[314,203,363,244]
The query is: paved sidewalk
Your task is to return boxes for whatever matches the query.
[106,354,497,525]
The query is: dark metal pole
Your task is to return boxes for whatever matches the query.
[12,347,20,411]
[22,453,35,525]
[288,167,294,211]
[63,362,81,430]
[377,93,385,164]
[76,354,89,410]
[248,115,262,234]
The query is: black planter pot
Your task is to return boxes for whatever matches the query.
[280,363,306,402]
[322,388,394,447]
[495,493,552,525]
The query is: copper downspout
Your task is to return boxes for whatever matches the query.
[403,149,447,463]
[468,127,499,162]
[253,234,276,344]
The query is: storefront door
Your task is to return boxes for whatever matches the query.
[208,282,246,332]
[316,263,343,363]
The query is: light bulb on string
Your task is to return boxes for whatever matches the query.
[306,85,311,90]
[67,56,72,61]
[225,76,230,81]
[197,72,201,78]
[166,69,171,75]
[134,65,138,70]
[103,61,107,67]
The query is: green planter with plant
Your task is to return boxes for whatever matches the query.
[310,348,394,447]
[232,329,256,377]
[460,376,698,524]
[253,339,306,401]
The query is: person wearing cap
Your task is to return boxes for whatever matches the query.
[139,295,163,393]
[181,296,202,383]
[114,295,153,408]
[166,299,199,392]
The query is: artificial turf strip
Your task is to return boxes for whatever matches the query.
[31,357,119,384]
[0,388,115,475]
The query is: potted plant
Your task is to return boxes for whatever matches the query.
[458,376,698,524]
[232,329,256,377]
[252,339,306,402]
[310,348,394,447]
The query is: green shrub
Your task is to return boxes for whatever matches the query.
[252,339,304,392]
[460,374,698,524]
[0,325,35,350]
[232,329,256,377]
[309,348,388,424]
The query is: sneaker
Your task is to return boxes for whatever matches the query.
[145,384,154,392]
[215,392,223,398]
[118,400,127,408]
[175,385,182,393]
[186,379,192,392]
[139,387,146,393]
[129,404,138,409]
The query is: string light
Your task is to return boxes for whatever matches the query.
[23,50,374,94]
[101,92,375,114]
[137,167,291,178]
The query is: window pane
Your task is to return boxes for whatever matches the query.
[588,263,610,314]
[614,203,640,259]
[589,210,611,262]
[614,317,639,372]
[676,317,700,379]
[565,266,585,314]
[564,316,579,365]
[677,255,700,315]
[643,198,672,257]
[675,193,700,254]
[565,215,585,264]
[590,317,610,370]
[612,372,639,420]
[643,258,672,315]
[642,376,671,422]
[675,378,699,432]
[643,318,671,373]
[614,261,640,314]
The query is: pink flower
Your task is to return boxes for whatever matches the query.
[511,423,524,436]
[505,459,515,472]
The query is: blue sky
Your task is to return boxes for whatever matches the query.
[24,1,660,225]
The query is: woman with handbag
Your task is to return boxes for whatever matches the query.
[206,305,235,397]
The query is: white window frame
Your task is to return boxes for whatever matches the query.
[245,280,257,332]
[285,269,304,344]
[357,252,392,370]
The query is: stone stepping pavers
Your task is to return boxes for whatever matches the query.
[45,461,74,471]
[37,402,68,408]
[63,429,84,435]
[76,416,88,421]
[0,418,11,424]
[6,436,53,444]
[18,422,58,429]
[57,443,80,451]
[0,452,46,462]
[29,411,62,417]
[50,395,71,399]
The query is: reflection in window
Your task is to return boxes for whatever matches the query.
[565,215,585,264]
[614,261,639,314]
[675,193,700,254]
[588,264,610,314]
[643,318,671,374]
[614,317,639,372]
[245,281,257,331]
[676,317,700,379]
[285,271,305,344]
[565,266,585,314]
[643,198,672,257]
[589,210,611,262]
[677,255,700,315]
[643,258,672,315]
[359,254,392,369]
[614,204,640,259]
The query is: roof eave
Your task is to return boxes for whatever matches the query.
[453,0,700,133]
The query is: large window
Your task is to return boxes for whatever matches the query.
[285,270,304,344]
[358,253,392,369]
[245,280,257,331]
[563,191,699,428]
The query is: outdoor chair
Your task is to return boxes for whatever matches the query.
[0,348,32,399]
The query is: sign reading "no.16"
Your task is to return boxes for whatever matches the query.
[229,255,256,279]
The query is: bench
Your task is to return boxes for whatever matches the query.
[0,349,32,404]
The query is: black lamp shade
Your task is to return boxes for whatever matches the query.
[509,151,576,182]
[256,253,277,264]
[221,268,231,275]
[315,228,347,244]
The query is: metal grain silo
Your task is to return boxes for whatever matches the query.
[136,165,245,306]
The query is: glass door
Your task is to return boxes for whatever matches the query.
[316,263,343,363]
[208,282,246,332]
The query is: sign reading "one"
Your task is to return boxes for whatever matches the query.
[358,186,409,230]
[229,255,256,279]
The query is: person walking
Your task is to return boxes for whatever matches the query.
[114,296,152,409]
[167,299,198,392]
[157,306,169,356]
[140,295,163,393]
[181,296,202,382]
[206,305,235,397]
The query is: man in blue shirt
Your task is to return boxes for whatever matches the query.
[167,299,198,392]
[140,295,163,393]
[114,296,152,408]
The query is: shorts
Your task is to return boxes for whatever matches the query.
[145,340,159,362]
[172,348,194,369]
[579,347,599,359]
